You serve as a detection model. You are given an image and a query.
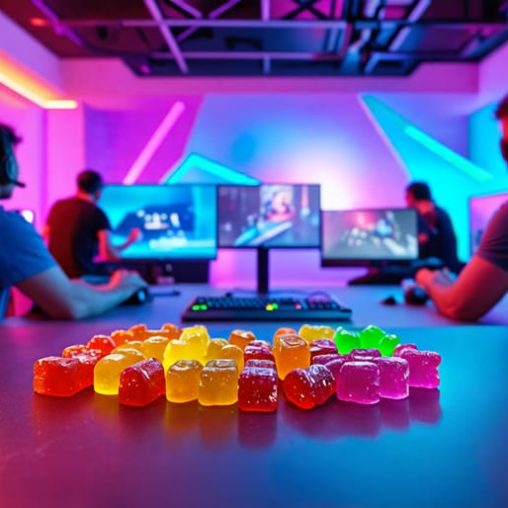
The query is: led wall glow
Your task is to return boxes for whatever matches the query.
[0,52,76,109]
[81,91,506,282]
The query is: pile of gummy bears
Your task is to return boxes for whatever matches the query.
[33,323,441,412]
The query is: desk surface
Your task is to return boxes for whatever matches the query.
[1,285,508,508]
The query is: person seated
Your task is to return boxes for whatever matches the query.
[405,181,462,273]
[43,170,140,278]
[0,124,147,320]
[416,95,508,321]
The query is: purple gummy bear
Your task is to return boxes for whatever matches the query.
[348,349,382,361]
[336,361,380,405]
[317,356,349,382]
[374,357,409,399]
[310,339,338,359]
[244,359,276,370]
[312,353,342,365]
[393,343,418,356]
[397,350,441,389]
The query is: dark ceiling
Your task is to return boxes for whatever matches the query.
[1,0,508,76]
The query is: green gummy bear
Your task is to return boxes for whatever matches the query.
[378,334,401,356]
[359,325,387,350]
[333,327,361,354]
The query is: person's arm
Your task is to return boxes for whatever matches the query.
[416,256,508,321]
[41,224,50,243]
[16,266,147,320]
[98,228,141,261]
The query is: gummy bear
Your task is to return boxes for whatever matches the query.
[119,359,165,407]
[198,359,239,406]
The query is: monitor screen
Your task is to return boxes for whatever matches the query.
[321,208,419,264]
[99,184,217,260]
[469,191,508,254]
[218,184,321,248]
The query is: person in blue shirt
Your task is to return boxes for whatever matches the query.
[417,95,508,320]
[0,123,147,319]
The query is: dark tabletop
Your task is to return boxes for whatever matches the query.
[1,285,508,508]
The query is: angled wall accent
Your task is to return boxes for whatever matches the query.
[163,152,260,185]
[123,101,186,184]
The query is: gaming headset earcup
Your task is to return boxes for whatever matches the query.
[0,131,18,185]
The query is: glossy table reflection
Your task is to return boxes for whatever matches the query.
[1,294,508,507]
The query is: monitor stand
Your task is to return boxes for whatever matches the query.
[257,248,270,294]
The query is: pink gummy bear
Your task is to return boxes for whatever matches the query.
[374,357,409,399]
[397,350,441,389]
[336,361,380,405]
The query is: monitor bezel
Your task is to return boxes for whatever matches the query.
[320,207,419,267]
[100,183,219,262]
[468,190,508,256]
[217,183,322,250]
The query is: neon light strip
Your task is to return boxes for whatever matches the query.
[164,153,260,185]
[123,101,186,184]
[362,94,493,183]
[0,70,77,109]
[358,95,409,176]
[404,126,493,182]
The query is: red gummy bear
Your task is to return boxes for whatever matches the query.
[119,359,165,407]
[309,339,337,359]
[244,343,275,363]
[33,356,89,397]
[87,335,116,355]
[283,364,335,410]
[238,364,278,413]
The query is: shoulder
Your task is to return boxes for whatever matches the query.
[486,202,508,230]
[0,208,34,237]
[435,206,452,221]
[48,197,74,215]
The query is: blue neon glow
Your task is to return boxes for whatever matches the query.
[361,94,497,259]
[163,153,260,185]
[404,126,492,183]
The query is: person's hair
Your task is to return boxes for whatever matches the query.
[406,181,432,201]
[0,123,22,146]
[77,170,103,194]
[495,95,508,120]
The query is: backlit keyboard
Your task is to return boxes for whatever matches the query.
[181,294,352,322]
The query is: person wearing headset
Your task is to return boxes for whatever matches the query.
[416,95,508,320]
[0,123,147,319]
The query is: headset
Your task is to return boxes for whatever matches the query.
[0,127,25,188]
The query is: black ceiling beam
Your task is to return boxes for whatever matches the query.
[43,19,508,29]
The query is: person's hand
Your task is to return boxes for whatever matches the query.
[108,269,147,292]
[416,268,454,290]
[127,227,142,243]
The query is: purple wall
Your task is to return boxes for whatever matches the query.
[81,91,474,286]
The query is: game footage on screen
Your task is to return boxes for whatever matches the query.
[218,184,320,248]
[100,185,217,260]
[322,209,418,261]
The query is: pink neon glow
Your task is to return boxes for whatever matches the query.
[123,101,186,184]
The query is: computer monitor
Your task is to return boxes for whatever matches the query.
[469,191,508,254]
[218,184,321,248]
[217,183,320,293]
[99,184,217,260]
[321,208,419,267]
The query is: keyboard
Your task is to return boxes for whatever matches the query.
[181,294,352,322]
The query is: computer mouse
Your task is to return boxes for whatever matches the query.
[124,288,152,305]
[380,295,398,306]
[404,285,429,306]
